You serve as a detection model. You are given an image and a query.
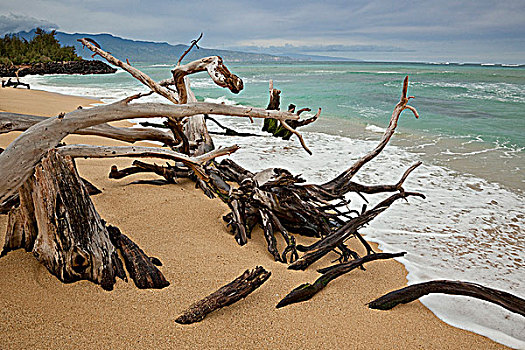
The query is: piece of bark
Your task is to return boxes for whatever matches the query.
[175,266,271,324]
[277,252,406,308]
[2,150,124,290]
[368,280,525,317]
[107,225,169,289]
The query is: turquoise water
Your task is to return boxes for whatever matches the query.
[31,62,525,190]
[22,62,525,348]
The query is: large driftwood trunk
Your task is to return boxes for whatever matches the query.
[2,150,124,290]
[182,77,214,155]
[0,101,298,206]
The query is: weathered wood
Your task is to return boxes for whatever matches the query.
[0,101,298,205]
[2,150,124,290]
[78,38,180,104]
[0,176,101,215]
[261,80,320,153]
[318,76,419,197]
[277,252,406,308]
[169,56,243,104]
[368,280,525,317]
[80,37,246,156]
[107,225,169,289]
[262,80,281,133]
[109,161,191,183]
[288,192,423,271]
[0,112,177,145]
[175,266,271,324]
[2,78,30,89]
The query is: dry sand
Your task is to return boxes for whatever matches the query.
[0,87,505,349]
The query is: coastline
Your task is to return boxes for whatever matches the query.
[0,87,506,349]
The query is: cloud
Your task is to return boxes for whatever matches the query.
[0,0,523,62]
[0,13,58,35]
[230,44,413,54]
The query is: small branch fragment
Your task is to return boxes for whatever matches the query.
[175,266,271,324]
[277,252,406,308]
[177,33,203,66]
[369,280,525,317]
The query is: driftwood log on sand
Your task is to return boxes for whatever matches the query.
[368,280,525,317]
[175,266,271,324]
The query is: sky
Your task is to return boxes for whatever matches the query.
[1,0,524,63]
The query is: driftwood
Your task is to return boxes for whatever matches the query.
[1,150,125,290]
[2,78,30,89]
[0,100,299,206]
[277,252,406,308]
[79,38,179,104]
[109,160,191,184]
[107,225,169,289]
[0,34,451,322]
[80,37,245,156]
[0,176,100,215]
[190,77,422,269]
[1,150,168,290]
[0,112,177,146]
[262,80,320,150]
[287,192,423,271]
[175,266,271,324]
[368,280,525,317]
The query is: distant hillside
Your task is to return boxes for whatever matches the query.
[14,30,294,63]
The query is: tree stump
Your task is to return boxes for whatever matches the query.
[1,150,145,290]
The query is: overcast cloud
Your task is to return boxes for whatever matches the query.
[1,0,524,63]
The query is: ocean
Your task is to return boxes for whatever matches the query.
[22,61,524,348]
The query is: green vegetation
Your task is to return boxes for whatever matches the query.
[0,28,81,65]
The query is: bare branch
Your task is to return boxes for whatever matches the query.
[280,120,312,155]
[57,144,239,166]
[369,280,525,317]
[0,101,298,204]
[320,76,420,194]
[177,33,203,66]
[160,56,243,104]
[78,38,180,104]
[0,111,176,145]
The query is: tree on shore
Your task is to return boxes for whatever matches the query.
[0,28,81,65]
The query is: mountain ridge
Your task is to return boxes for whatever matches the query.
[13,30,353,63]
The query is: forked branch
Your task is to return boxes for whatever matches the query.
[321,76,419,194]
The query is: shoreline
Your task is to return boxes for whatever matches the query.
[0,87,507,349]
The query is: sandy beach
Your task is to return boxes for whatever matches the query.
[0,87,505,349]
